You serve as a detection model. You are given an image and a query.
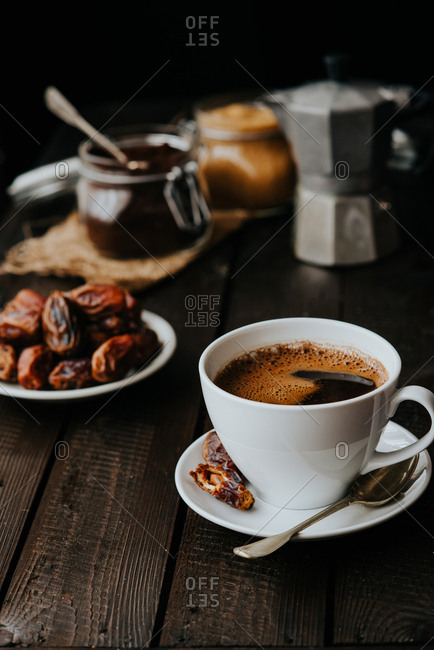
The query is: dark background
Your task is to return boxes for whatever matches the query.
[1,6,433,185]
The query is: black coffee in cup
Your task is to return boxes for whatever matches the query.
[214,341,388,405]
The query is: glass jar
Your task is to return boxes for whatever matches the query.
[194,95,296,214]
[77,124,212,259]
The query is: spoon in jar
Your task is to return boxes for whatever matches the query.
[233,454,419,559]
[44,86,149,171]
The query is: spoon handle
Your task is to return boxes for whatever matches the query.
[44,86,129,166]
[294,370,374,386]
[233,495,354,558]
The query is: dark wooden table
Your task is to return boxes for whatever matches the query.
[0,99,434,649]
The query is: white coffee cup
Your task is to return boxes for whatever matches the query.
[199,317,434,509]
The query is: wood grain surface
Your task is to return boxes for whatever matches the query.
[0,232,234,645]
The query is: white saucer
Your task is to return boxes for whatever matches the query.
[175,422,432,540]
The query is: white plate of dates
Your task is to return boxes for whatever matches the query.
[0,283,176,401]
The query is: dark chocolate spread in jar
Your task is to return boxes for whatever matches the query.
[77,126,211,258]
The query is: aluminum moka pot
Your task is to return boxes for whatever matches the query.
[265,54,398,194]
[263,55,407,266]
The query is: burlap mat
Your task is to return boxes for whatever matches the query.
[0,210,251,292]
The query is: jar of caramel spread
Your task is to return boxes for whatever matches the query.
[195,99,296,213]
[77,125,212,259]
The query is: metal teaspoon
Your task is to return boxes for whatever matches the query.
[233,454,419,559]
[44,86,149,171]
[293,370,375,386]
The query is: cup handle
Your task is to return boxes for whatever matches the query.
[362,385,434,473]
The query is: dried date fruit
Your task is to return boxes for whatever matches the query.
[67,283,126,320]
[130,327,160,365]
[189,464,255,510]
[0,343,17,381]
[49,358,93,390]
[124,291,141,328]
[42,291,80,355]
[0,289,46,345]
[17,344,54,390]
[83,315,127,351]
[84,322,113,350]
[202,430,238,471]
[100,314,126,334]
[91,334,137,383]
[5,288,45,311]
[0,282,160,391]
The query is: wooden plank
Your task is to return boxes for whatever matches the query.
[0,400,61,590]
[333,238,434,644]
[224,214,343,329]
[0,646,421,650]
[0,231,235,645]
[160,508,333,647]
[332,512,434,645]
[0,272,77,605]
[340,241,434,383]
[161,215,343,647]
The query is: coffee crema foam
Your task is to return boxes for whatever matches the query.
[214,341,389,405]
